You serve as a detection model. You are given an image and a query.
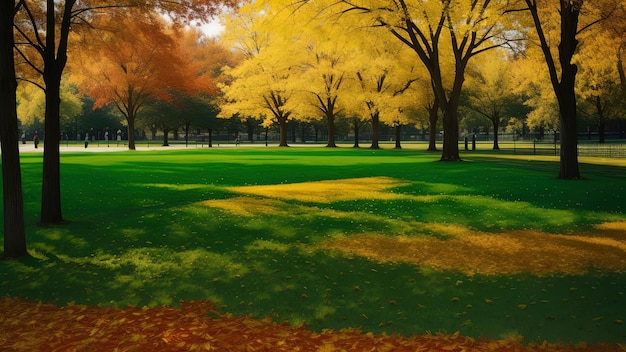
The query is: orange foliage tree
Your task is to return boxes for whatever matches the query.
[74,14,212,150]
[11,0,234,227]
[144,29,240,147]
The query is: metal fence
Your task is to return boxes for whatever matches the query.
[577,143,626,158]
[465,140,625,158]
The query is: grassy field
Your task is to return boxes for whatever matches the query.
[1,146,625,345]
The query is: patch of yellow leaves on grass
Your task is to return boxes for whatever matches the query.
[226,177,411,203]
[201,197,292,217]
[320,222,626,276]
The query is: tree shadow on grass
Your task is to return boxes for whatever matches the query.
[4,151,625,345]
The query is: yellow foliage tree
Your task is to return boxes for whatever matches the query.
[219,1,314,147]
[17,80,82,128]
[464,48,521,150]
[521,0,619,179]
[344,22,428,149]
[334,0,522,160]
[220,0,433,147]
[576,28,624,143]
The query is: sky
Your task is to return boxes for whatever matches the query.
[199,18,225,38]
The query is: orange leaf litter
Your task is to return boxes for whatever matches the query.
[1,297,622,351]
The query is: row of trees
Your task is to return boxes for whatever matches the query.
[2,1,626,259]
[15,12,241,149]
[1,0,235,259]
[217,0,626,178]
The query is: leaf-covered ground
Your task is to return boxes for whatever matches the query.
[1,296,623,351]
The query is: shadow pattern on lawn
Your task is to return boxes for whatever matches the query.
[3,154,626,345]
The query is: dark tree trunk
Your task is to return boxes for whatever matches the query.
[558,92,579,179]
[555,3,581,179]
[184,121,190,147]
[326,114,337,148]
[127,115,137,150]
[278,119,289,147]
[394,124,402,149]
[162,128,169,146]
[370,112,380,149]
[208,129,213,148]
[438,56,466,161]
[598,120,606,144]
[1,0,27,258]
[527,0,580,179]
[41,73,64,225]
[440,106,461,161]
[353,120,360,148]
[492,113,500,150]
[40,0,75,225]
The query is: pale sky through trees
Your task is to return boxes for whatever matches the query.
[200,19,224,37]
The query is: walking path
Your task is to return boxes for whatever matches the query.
[16,141,251,153]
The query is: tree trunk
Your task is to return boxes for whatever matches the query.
[556,68,580,178]
[278,119,288,147]
[598,119,605,144]
[394,124,402,149]
[555,3,581,179]
[40,0,73,225]
[127,115,137,150]
[492,114,500,150]
[326,114,337,148]
[0,0,27,258]
[370,112,380,149]
[558,96,579,179]
[440,106,461,161]
[527,0,581,179]
[41,63,64,225]
[162,128,169,146]
[184,121,190,147]
[353,120,360,148]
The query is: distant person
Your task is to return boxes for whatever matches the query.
[85,133,89,148]
[21,132,26,144]
[236,137,240,146]
[33,131,39,149]
[117,129,122,142]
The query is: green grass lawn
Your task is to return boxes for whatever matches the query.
[1,146,625,345]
